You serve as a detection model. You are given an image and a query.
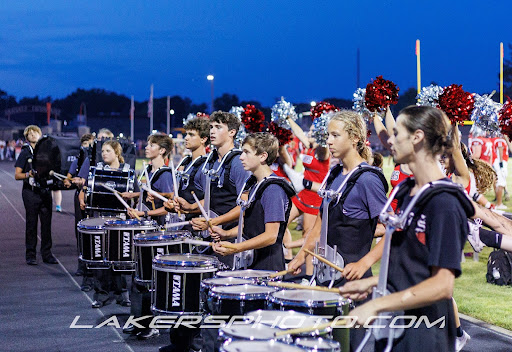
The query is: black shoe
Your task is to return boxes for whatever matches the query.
[137,328,160,340]
[26,259,37,265]
[81,283,92,292]
[91,300,106,308]
[122,323,141,335]
[75,268,84,276]
[43,256,58,264]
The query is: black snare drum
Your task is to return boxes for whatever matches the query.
[77,217,118,269]
[210,284,278,316]
[86,166,135,213]
[215,269,281,284]
[152,254,219,315]
[220,341,305,352]
[104,219,158,271]
[133,230,192,285]
[200,277,253,315]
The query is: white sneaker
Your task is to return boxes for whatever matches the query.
[495,204,507,210]
[467,220,484,253]
[455,330,471,351]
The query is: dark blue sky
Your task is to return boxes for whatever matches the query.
[1,1,511,106]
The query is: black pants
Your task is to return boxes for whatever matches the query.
[92,268,127,302]
[130,281,153,329]
[22,188,53,260]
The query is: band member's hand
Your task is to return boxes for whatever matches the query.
[146,193,154,202]
[72,177,85,187]
[176,196,195,212]
[164,199,175,212]
[79,201,86,210]
[121,192,135,199]
[343,260,370,281]
[63,179,72,188]
[348,302,378,326]
[191,217,208,231]
[127,208,143,219]
[210,226,228,241]
[287,251,306,275]
[211,241,238,256]
[338,277,376,301]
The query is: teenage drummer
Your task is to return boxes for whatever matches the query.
[210,132,295,271]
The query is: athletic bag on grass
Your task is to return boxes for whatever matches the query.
[486,249,512,286]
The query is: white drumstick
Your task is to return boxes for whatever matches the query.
[170,159,179,198]
[165,220,191,228]
[49,170,68,180]
[182,238,212,247]
[100,183,140,220]
[191,191,210,221]
[140,184,169,202]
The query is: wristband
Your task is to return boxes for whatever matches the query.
[144,210,148,217]
[26,172,29,179]
[303,179,313,190]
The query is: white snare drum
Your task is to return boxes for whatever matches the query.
[152,253,219,315]
[295,337,341,352]
[210,284,279,316]
[216,269,281,284]
[104,219,158,271]
[77,217,118,269]
[133,229,192,285]
[219,323,290,347]
[220,341,305,352]
[200,277,253,315]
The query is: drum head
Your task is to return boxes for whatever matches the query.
[245,310,330,331]
[220,323,282,340]
[211,284,277,300]
[221,341,304,352]
[270,290,344,308]
[295,337,341,350]
[78,217,119,230]
[216,269,277,279]
[104,219,156,228]
[202,277,253,287]
[134,230,190,244]
[153,253,218,268]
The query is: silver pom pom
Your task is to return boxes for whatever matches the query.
[182,113,197,125]
[352,88,372,122]
[416,85,444,107]
[229,106,244,121]
[312,111,335,147]
[235,126,247,148]
[271,97,297,129]
[471,93,501,133]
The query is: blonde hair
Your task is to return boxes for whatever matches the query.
[330,110,371,162]
[24,125,42,138]
[102,140,124,164]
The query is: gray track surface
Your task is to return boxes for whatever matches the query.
[0,161,511,352]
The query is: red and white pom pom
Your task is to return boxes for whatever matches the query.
[267,122,293,146]
[242,104,265,133]
[364,76,400,112]
[196,112,209,119]
[499,97,512,139]
[438,84,475,124]
[310,101,339,120]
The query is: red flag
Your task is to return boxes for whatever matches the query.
[46,102,51,124]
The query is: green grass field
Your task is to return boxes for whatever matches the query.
[289,157,512,330]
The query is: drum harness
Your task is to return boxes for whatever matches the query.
[356,179,465,352]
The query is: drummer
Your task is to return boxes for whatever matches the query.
[119,133,174,341]
[210,132,295,271]
[78,140,132,309]
[14,125,57,266]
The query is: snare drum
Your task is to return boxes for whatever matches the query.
[220,341,305,352]
[77,217,118,269]
[245,310,332,340]
[295,337,341,352]
[104,219,158,271]
[216,269,281,284]
[86,166,135,213]
[219,324,290,347]
[210,284,278,316]
[200,277,253,315]
[133,230,192,285]
[269,290,349,317]
[152,253,219,315]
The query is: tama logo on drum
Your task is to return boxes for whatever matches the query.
[172,275,181,307]
[122,232,131,258]
[94,236,102,258]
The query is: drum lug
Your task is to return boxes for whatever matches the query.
[239,300,245,315]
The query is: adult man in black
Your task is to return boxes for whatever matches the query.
[14,125,57,265]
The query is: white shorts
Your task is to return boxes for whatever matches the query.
[493,160,508,188]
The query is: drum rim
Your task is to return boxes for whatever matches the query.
[104,219,157,227]
[78,216,120,230]
[216,269,278,279]
[210,284,278,299]
[269,290,347,308]
[201,277,254,288]
[133,230,191,244]
[153,253,219,268]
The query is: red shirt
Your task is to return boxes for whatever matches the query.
[492,137,509,164]
[270,163,289,180]
[390,164,413,211]
[471,137,493,164]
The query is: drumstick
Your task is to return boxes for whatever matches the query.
[165,220,191,228]
[182,238,238,249]
[190,191,213,231]
[273,319,347,337]
[266,281,341,293]
[101,183,141,220]
[49,170,71,180]
[169,159,181,217]
[304,248,344,273]
[269,268,295,278]
[140,184,170,202]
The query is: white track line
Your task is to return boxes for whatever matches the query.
[0,187,135,352]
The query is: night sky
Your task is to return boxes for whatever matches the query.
[1,1,511,106]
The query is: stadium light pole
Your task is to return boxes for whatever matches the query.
[207,75,214,113]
